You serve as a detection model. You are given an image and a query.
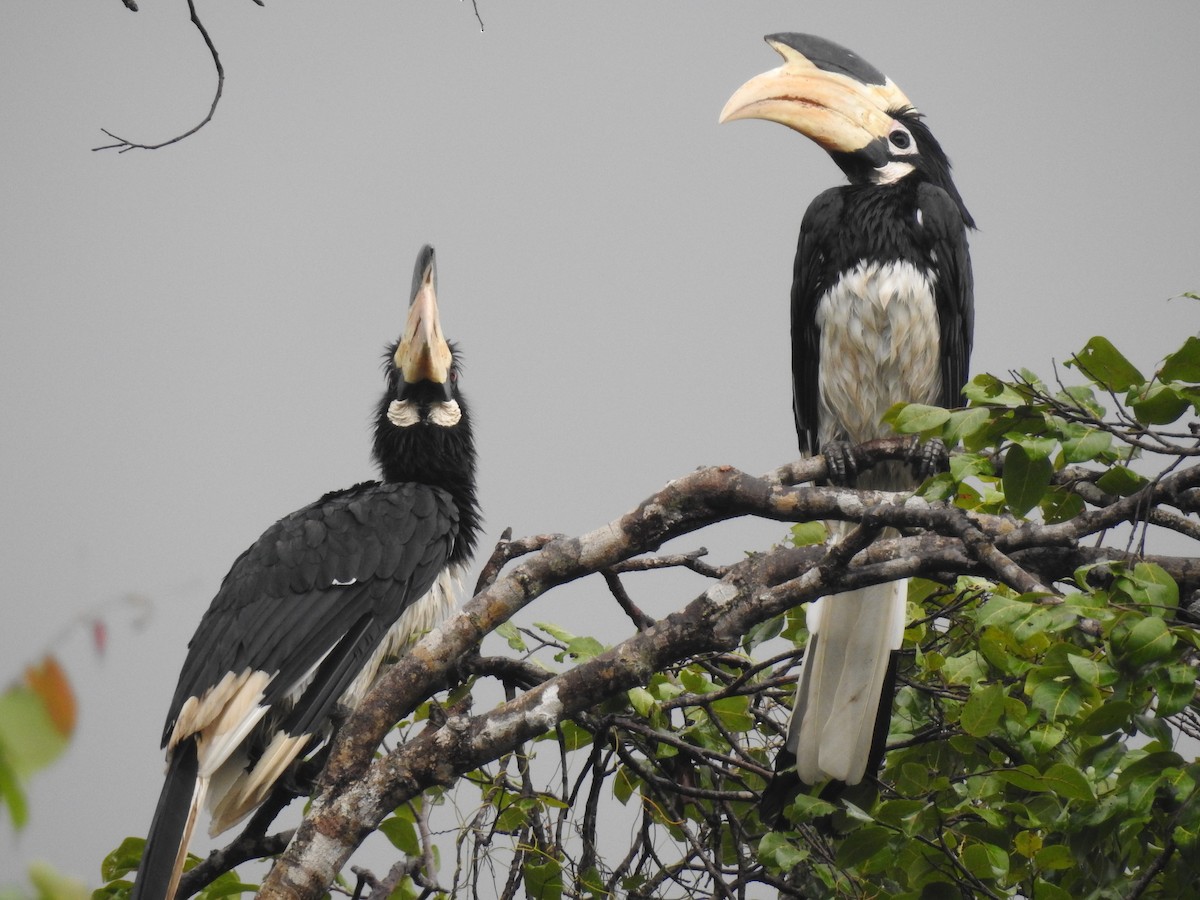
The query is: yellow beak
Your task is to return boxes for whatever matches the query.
[720,37,911,154]
[394,246,452,387]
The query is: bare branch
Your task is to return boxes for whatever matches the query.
[94,0,227,152]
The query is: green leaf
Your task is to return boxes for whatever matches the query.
[837,825,891,868]
[943,406,992,446]
[533,622,575,644]
[496,621,527,652]
[742,613,784,650]
[1065,653,1117,687]
[555,720,593,752]
[1028,678,1084,720]
[962,841,1008,880]
[1152,665,1197,717]
[790,521,827,547]
[379,813,420,856]
[1042,763,1095,801]
[565,636,606,662]
[1160,336,1200,382]
[100,837,147,881]
[1124,562,1180,610]
[709,695,754,732]
[495,797,529,833]
[198,870,259,900]
[1061,427,1112,464]
[522,853,563,900]
[1039,487,1085,524]
[890,403,951,434]
[1070,336,1145,391]
[998,766,1044,793]
[1095,465,1148,496]
[759,832,807,872]
[1014,830,1042,859]
[1002,444,1052,516]
[1121,616,1175,667]
[27,863,88,900]
[1033,844,1075,870]
[612,766,637,805]
[0,751,28,829]
[961,682,1005,737]
[1079,700,1135,735]
[963,374,1027,407]
[627,686,656,718]
[1130,382,1189,425]
[679,668,713,695]
[0,682,71,778]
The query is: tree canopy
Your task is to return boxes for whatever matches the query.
[81,332,1200,898]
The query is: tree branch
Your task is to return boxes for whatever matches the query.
[244,444,1200,896]
[94,0,229,152]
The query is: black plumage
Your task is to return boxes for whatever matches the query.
[133,245,479,899]
[792,173,974,458]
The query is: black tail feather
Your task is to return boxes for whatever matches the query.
[132,737,200,900]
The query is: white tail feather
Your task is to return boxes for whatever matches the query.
[789,578,907,784]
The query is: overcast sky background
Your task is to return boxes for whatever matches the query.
[2,1,1198,888]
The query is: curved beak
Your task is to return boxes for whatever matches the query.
[720,34,911,159]
[394,245,453,399]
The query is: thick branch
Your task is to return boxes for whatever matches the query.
[255,447,1200,896]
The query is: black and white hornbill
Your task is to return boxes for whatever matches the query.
[131,245,480,899]
[721,34,974,788]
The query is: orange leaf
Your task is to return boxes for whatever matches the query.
[24,656,77,737]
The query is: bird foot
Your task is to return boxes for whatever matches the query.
[822,441,859,486]
[908,437,949,481]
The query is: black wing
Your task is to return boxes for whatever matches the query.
[791,187,845,456]
[917,182,974,407]
[162,479,459,746]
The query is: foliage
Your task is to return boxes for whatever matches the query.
[0,657,77,832]
[101,335,1200,898]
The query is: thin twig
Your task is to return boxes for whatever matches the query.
[94,0,227,152]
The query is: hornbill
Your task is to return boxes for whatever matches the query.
[721,34,974,789]
[131,245,480,899]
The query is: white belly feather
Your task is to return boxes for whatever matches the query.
[815,259,941,454]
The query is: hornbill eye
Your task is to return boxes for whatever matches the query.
[889,128,912,151]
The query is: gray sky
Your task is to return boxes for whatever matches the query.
[2,1,1197,887]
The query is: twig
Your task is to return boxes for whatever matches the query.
[602,569,656,630]
[94,0,227,152]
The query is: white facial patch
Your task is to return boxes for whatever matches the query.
[387,400,421,428]
[872,160,916,185]
[386,398,462,428]
[429,399,462,427]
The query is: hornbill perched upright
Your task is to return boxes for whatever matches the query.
[721,34,974,790]
[131,246,480,899]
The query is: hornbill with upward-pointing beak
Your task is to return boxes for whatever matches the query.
[131,245,480,899]
[721,34,974,791]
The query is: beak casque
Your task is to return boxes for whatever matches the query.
[719,34,912,155]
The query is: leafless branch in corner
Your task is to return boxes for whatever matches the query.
[94,0,231,153]
[467,0,485,31]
